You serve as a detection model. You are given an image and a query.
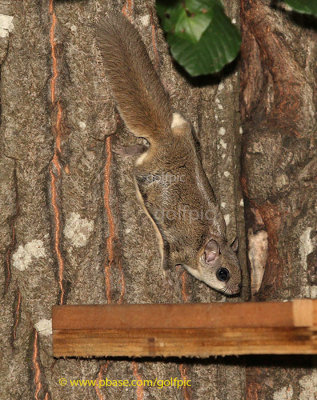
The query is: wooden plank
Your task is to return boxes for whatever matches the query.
[52,299,317,358]
[53,301,313,330]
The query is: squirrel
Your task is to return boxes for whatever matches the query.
[96,13,242,295]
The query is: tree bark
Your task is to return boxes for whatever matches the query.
[240,0,317,398]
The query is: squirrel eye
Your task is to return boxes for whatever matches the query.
[216,267,230,282]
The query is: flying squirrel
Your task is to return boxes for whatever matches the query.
[96,13,242,295]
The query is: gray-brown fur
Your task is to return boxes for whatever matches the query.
[96,13,172,140]
[96,14,242,295]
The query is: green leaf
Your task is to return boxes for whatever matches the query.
[282,0,317,17]
[175,9,211,43]
[157,0,212,43]
[156,1,184,32]
[157,0,241,76]
[185,0,224,12]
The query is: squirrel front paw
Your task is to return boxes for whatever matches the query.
[113,144,148,157]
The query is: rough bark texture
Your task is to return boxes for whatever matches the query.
[0,0,315,400]
[240,0,317,399]
[0,0,246,399]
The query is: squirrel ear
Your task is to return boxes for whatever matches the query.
[231,237,239,252]
[204,239,220,264]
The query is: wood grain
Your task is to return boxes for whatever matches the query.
[52,300,317,358]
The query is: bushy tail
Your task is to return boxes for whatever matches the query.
[96,13,172,141]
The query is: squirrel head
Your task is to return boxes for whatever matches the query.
[182,237,241,295]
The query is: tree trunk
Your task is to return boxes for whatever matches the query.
[0,0,315,399]
[240,0,317,398]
